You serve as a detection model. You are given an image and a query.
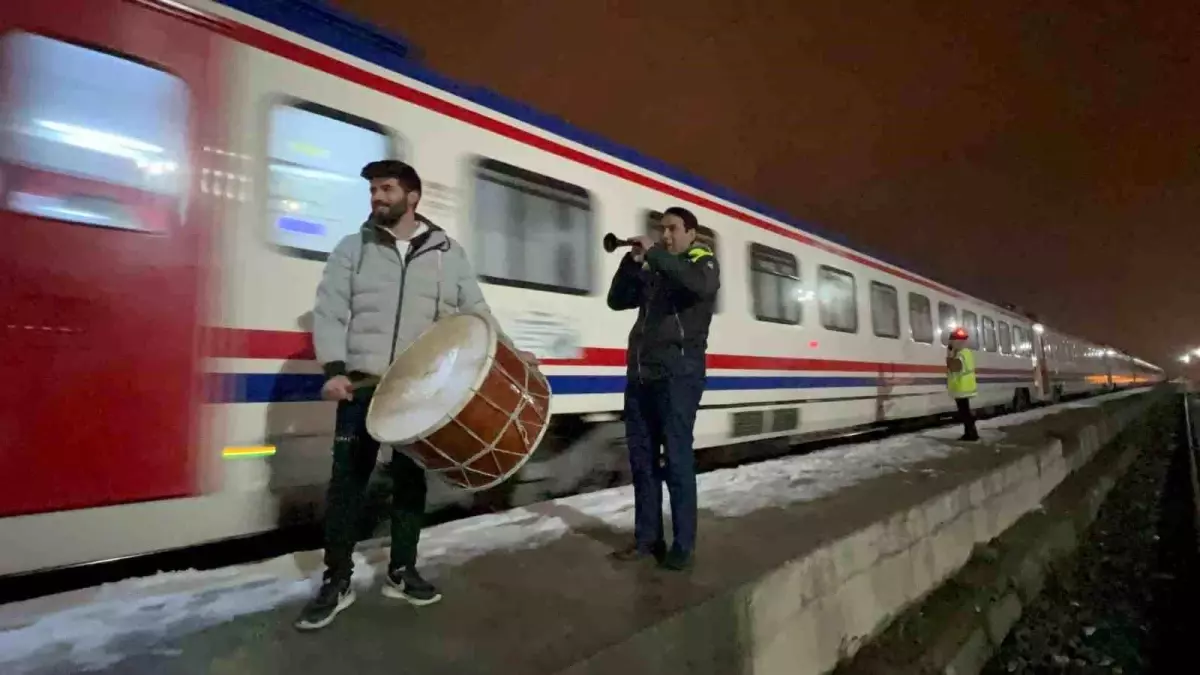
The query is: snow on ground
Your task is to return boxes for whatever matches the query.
[0,388,1149,674]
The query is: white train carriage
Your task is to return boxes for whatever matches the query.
[1037,326,1112,399]
[0,0,1161,577]
[1130,357,1164,386]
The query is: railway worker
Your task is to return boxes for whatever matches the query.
[606,206,720,571]
[296,159,535,631]
[946,326,980,442]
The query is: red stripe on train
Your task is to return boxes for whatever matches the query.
[205,327,1033,376]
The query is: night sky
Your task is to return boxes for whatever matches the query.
[336,0,1197,368]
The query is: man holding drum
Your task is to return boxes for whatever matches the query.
[606,206,719,571]
[296,159,535,631]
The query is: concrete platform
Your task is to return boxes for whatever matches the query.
[0,388,1161,675]
[837,391,1174,674]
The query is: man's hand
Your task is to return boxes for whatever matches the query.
[322,374,354,401]
[517,349,539,365]
[630,235,654,263]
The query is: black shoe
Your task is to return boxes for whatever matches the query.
[294,575,356,631]
[659,548,692,571]
[610,541,666,563]
[382,565,442,606]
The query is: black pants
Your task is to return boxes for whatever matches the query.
[624,374,705,556]
[323,385,426,582]
[955,396,979,440]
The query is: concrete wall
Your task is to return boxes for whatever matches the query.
[748,394,1156,674]
[752,394,1158,674]
[560,390,1161,675]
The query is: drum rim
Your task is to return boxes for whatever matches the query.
[365,311,499,447]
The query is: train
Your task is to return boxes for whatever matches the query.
[0,0,1164,578]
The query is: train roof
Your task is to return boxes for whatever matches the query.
[213,2,974,296]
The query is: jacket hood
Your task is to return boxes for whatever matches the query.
[360,213,451,255]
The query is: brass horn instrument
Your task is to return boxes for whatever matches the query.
[603,232,642,253]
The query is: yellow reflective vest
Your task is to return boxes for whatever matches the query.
[947,348,977,399]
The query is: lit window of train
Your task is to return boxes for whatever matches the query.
[869,281,900,339]
[817,265,857,333]
[472,157,593,295]
[267,100,394,259]
[938,302,958,345]
[982,316,998,352]
[908,293,934,344]
[1,32,187,233]
[961,311,980,349]
[749,242,801,325]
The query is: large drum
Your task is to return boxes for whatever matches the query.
[365,312,552,492]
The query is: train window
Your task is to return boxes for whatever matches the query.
[818,265,857,333]
[938,302,958,345]
[473,158,593,295]
[998,321,1012,354]
[267,100,394,259]
[908,293,934,344]
[870,282,900,339]
[981,316,997,352]
[0,32,189,233]
[647,209,720,312]
[748,243,801,325]
[1012,326,1026,355]
[961,311,980,349]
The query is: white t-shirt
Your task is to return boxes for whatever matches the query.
[390,221,428,265]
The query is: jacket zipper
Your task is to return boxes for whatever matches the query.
[635,276,658,381]
[674,310,685,358]
[388,242,438,364]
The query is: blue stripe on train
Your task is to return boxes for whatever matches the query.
[206,373,1032,404]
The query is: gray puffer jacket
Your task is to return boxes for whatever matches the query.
[312,215,501,379]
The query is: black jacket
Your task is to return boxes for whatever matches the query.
[606,243,720,380]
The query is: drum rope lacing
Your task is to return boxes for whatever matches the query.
[415,351,550,489]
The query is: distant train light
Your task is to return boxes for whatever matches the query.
[1032,323,1045,334]
[223,445,277,459]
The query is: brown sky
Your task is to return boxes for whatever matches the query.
[336,0,1198,368]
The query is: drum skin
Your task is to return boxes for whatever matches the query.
[367,312,553,492]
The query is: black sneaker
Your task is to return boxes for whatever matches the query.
[382,566,442,606]
[659,548,692,571]
[294,576,356,631]
[609,541,666,564]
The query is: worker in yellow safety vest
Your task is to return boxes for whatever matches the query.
[946,326,980,441]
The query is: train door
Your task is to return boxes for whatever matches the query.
[0,0,220,516]
[1032,329,1051,402]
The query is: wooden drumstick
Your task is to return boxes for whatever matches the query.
[350,376,381,391]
